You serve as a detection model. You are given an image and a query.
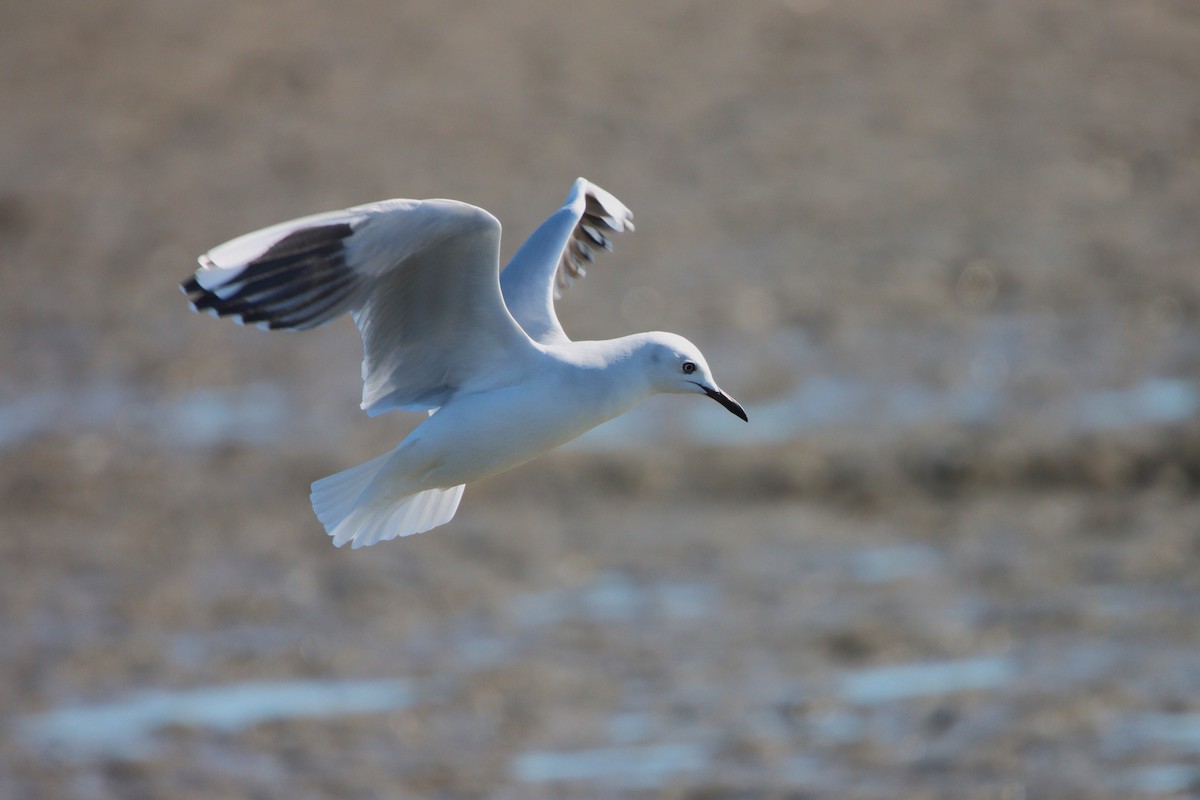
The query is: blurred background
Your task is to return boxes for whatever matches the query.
[3,1,1200,797]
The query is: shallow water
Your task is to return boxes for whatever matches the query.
[4,316,1197,454]
[16,679,416,760]
[6,314,1200,797]
[512,743,712,788]
[0,383,294,451]
[1111,713,1200,755]
[836,656,1016,705]
[15,561,1200,797]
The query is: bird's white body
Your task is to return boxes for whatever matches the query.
[405,338,653,483]
[184,179,745,548]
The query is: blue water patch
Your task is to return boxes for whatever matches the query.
[5,318,1199,453]
[850,545,943,584]
[779,754,822,785]
[1074,378,1199,430]
[808,709,866,744]
[512,573,716,627]
[606,712,655,744]
[575,371,1199,450]
[17,678,415,760]
[512,742,711,788]
[1118,713,1200,754]
[163,383,289,447]
[0,383,294,450]
[1121,764,1200,795]
[0,390,65,448]
[838,656,1016,705]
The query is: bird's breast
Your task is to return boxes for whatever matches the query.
[405,369,644,487]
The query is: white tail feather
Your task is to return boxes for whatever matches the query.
[310,450,395,531]
[331,485,465,548]
[310,457,464,548]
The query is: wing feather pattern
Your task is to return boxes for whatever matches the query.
[183,198,538,414]
[499,178,633,344]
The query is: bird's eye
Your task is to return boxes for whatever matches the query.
[682,361,696,374]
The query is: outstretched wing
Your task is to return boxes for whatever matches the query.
[499,178,634,345]
[183,198,539,415]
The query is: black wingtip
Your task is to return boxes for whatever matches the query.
[181,223,361,331]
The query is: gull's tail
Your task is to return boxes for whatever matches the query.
[310,455,464,548]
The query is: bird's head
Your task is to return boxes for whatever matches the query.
[642,332,747,421]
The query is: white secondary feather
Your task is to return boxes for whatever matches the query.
[184,177,744,548]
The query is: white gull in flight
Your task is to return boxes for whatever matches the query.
[183,178,747,548]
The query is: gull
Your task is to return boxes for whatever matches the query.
[182,178,747,548]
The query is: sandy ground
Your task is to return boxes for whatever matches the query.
[3,1,1200,797]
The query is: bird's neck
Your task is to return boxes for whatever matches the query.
[550,335,658,421]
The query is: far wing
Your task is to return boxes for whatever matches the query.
[499,178,634,345]
[183,198,538,415]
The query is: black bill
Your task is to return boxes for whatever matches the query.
[702,385,748,422]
